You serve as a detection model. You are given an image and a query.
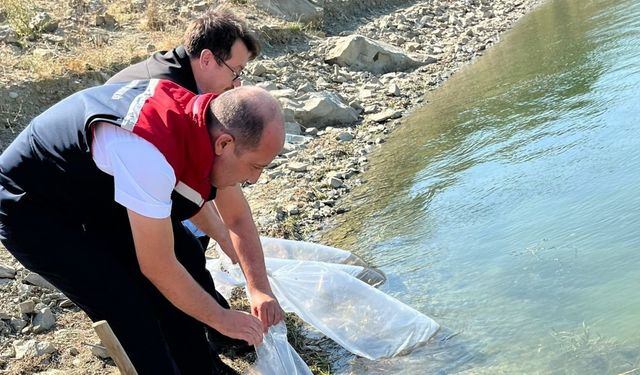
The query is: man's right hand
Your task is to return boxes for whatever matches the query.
[216,309,264,346]
[127,211,263,347]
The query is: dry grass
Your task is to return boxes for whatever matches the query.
[1,0,185,83]
[7,32,180,81]
[0,0,36,38]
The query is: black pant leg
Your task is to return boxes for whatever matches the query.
[157,220,242,374]
[1,219,180,375]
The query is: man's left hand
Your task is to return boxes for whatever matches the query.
[250,289,285,332]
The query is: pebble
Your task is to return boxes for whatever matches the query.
[91,342,110,359]
[328,177,344,188]
[336,132,354,142]
[19,300,35,315]
[0,263,16,278]
[288,162,309,172]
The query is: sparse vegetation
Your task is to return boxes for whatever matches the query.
[0,0,36,38]
[285,21,304,33]
[144,0,165,31]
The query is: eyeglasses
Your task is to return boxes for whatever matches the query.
[212,52,243,82]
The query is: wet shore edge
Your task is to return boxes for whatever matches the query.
[234,0,547,372]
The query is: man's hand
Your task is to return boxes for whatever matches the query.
[250,289,285,332]
[217,309,264,346]
[127,210,262,345]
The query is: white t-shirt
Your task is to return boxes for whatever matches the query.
[91,122,175,219]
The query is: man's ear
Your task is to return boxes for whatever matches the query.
[199,49,214,70]
[213,133,234,156]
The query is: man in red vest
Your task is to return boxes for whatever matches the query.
[0,80,284,374]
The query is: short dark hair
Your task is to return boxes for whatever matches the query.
[183,7,260,62]
[207,94,265,152]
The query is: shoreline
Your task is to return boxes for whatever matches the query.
[244,0,546,242]
[0,0,545,373]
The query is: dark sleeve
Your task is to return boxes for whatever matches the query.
[106,48,198,93]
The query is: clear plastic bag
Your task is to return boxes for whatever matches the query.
[207,238,439,361]
[267,262,440,360]
[244,322,312,375]
[260,237,367,266]
[264,257,385,287]
[205,258,242,300]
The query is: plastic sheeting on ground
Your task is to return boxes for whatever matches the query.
[208,237,440,364]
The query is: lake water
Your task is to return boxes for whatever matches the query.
[323,0,640,373]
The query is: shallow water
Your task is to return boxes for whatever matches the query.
[323,0,640,373]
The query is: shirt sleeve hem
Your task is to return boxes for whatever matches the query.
[115,190,172,219]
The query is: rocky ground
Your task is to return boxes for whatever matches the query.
[0,0,543,373]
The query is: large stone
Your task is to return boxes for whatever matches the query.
[255,0,322,23]
[0,25,18,44]
[29,12,58,33]
[24,273,57,291]
[325,35,424,74]
[14,339,56,359]
[32,307,56,333]
[294,92,358,129]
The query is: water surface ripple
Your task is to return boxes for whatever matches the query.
[324,0,640,373]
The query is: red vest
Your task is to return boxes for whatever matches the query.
[121,80,216,207]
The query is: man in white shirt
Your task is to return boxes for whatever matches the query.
[0,80,284,374]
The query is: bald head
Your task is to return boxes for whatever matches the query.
[208,86,284,152]
[206,86,285,188]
